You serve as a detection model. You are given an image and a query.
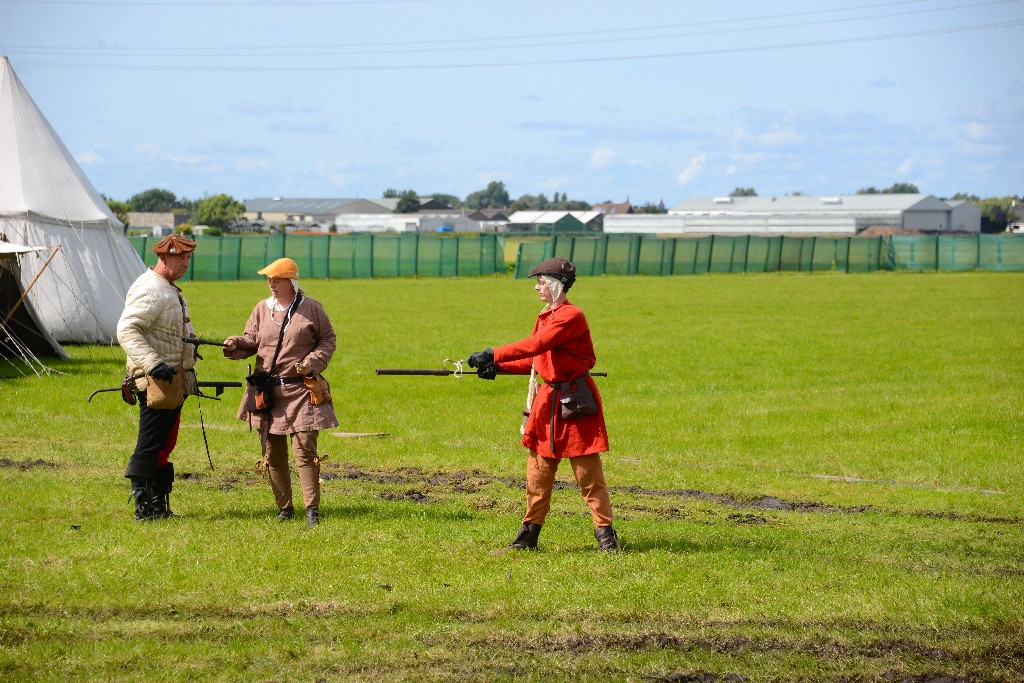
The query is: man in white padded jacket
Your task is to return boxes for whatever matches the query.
[116,234,198,520]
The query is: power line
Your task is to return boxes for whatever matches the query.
[0,0,445,5]
[5,0,1019,59]
[9,18,1024,71]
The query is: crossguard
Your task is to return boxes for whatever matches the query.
[443,358,466,378]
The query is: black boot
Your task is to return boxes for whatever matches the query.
[276,506,295,522]
[305,507,319,527]
[129,477,155,521]
[151,463,176,518]
[594,525,620,551]
[509,522,542,550]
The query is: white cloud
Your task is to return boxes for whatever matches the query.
[313,160,349,188]
[732,153,764,164]
[964,122,992,141]
[897,158,914,175]
[77,151,103,164]
[676,153,707,186]
[960,141,1006,156]
[164,154,205,164]
[590,148,615,169]
[734,125,801,148]
[235,159,269,172]
[134,144,160,156]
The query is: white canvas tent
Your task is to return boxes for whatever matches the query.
[0,56,145,344]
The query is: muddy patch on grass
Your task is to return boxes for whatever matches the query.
[457,630,1023,679]
[314,463,1022,524]
[379,489,430,504]
[646,673,748,682]
[0,458,56,470]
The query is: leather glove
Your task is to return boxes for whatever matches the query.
[477,362,499,380]
[148,362,177,383]
[467,348,494,369]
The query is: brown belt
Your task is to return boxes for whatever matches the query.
[542,372,591,390]
[270,376,305,387]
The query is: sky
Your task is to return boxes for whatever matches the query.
[2,0,1022,208]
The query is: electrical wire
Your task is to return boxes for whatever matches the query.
[8,0,1021,60]
[8,18,1023,72]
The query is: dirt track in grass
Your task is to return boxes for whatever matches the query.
[310,463,1021,525]
[4,458,1019,525]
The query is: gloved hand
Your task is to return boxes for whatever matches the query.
[148,362,177,383]
[467,348,494,369]
[477,362,499,380]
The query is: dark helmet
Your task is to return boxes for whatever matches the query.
[529,257,576,289]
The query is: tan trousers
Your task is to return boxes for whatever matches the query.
[524,451,613,527]
[262,430,321,510]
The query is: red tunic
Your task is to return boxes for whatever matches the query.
[492,301,609,458]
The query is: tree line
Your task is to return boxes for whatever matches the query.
[102,189,244,236]
[104,181,1022,234]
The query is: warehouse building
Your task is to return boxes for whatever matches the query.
[605,194,980,235]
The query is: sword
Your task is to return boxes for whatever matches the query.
[87,381,243,402]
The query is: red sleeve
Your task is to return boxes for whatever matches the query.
[493,307,587,364]
[491,305,596,384]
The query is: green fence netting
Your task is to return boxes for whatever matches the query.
[130,234,506,281]
[130,233,1024,280]
[512,233,1024,277]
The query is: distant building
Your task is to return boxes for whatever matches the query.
[1007,200,1024,233]
[605,194,981,235]
[244,198,359,231]
[466,210,509,232]
[592,202,633,215]
[506,210,603,233]
[128,212,190,234]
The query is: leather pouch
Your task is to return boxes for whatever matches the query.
[558,378,598,419]
[304,374,332,405]
[147,370,184,409]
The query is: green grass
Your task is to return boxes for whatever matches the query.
[1,272,1022,682]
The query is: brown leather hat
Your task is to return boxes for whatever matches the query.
[152,234,196,255]
[528,257,576,289]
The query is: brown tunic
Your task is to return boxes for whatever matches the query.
[225,295,339,435]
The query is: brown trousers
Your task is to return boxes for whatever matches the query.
[262,430,321,510]
[524,451,613,527]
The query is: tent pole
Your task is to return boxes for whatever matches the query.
[3,245,62,326]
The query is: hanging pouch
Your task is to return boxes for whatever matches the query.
[147,371,184,409]
[558,376,598,420]
[121,376,138,406]
[245,370,276,413]
[303,373,332,405]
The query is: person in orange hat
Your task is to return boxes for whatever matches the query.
[116,233,199,520]
[222,257,338,527]
[466,257,619,552]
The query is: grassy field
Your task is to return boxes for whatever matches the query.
[1,272,1022,682]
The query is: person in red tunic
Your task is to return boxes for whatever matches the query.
[468,257,619,552]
